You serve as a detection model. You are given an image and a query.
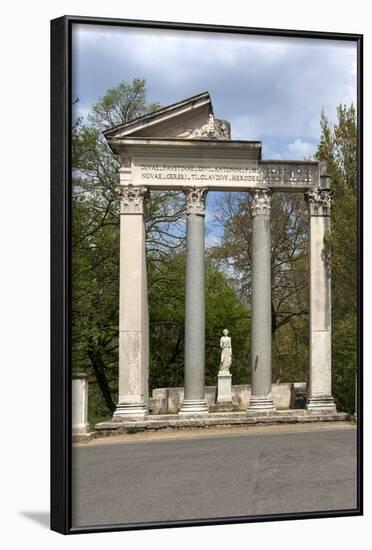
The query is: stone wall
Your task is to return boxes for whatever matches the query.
[149,382,307,414]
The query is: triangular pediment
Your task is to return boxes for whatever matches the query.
[103,91,231,141]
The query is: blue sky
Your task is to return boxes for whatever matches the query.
[72,23,357,244]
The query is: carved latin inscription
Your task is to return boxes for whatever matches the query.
[137,161,261,185]
[132,158,319,190]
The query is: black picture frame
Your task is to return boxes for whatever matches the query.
[51,15,363,535]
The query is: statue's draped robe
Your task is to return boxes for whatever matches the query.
[220,337,232,371]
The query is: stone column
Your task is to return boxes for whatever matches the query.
[179,187,209,415]
[113,184,149,419]
[354,367,358,419]
[248,189,275,412]
[305,177,336,411]
[72,373,89,435]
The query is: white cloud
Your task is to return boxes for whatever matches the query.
[72,24,357,156]
[287,138,316,159]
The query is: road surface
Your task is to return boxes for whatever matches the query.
[72,425,357,527]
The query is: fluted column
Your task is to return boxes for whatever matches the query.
[305,182,336,411]
[248,188,275,412]
[113,184,149,419]
[179,187,209,415]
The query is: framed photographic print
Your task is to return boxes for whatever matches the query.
[51,15,363,534]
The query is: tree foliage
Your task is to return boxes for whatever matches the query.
[148,253,250,390]
[211,191,309,384]
[72,79,185,422]
[71,79,248,422]
[316,104,358,413]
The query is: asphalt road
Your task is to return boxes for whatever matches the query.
[72,426,357,527]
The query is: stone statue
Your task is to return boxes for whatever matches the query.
[219,329,232,373]
[185,114,231,140]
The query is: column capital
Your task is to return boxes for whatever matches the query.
[305,188,334,216]
[183,187,208,216]
[118,184,147,215]
[251,188,272,217]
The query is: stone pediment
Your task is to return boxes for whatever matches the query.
[103,92,323,192]
[103,91,231,141]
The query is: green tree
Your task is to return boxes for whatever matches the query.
[316,104,358,413]
[72,79,249,423]
[205,258,251,386]
[88,79,161,130]
[148,252,250,390]
[211,191,309,385]
[72,79,185,423]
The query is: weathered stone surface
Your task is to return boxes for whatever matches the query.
[117,185,147,214]
[130,157,320,191]
[306,176,335,412]
[249,189,275,412]
[217,373,232,403]
[179,188,209,415]
[305,188,334,217]
[114,188,149,419]
[148,397,168,415]
[185,114,231,140]
[95,410,350,434]
[104,91,218,140]
[149,383,306,413]
[72,373,89,435]
[183,186,208,215]
[106,93,321,192]
[212,402,240,413]
[219,329,232,373]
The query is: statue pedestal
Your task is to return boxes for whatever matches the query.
[217,372,232,404]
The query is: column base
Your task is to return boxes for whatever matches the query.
[72,422,90,435]
[112,403,149,420]
[247,395,276,413]
[306,395,336,412]
[179,399,209,416]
